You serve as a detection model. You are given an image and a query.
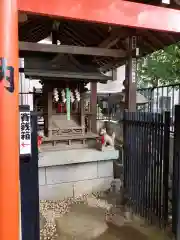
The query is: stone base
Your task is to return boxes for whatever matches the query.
[39,177,113,200]
[39,149,119,200]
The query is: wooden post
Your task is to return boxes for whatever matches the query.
[125,36,138,112]
[43,83,53,138]
[80,93,85,134]
[90,82,97,133]
[0,0,19,240]
[43,83,48,136]
[48,89,53,137]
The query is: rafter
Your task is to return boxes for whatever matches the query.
[98,30,121,48]
[99,59,126,72]
[142,31,164,48]
[163,33,176,44]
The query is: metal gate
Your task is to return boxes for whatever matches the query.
[172,105,180,240]
[20,106,40,240]
[123,111,170,227]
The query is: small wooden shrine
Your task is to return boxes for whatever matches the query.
[42,80,98,148]
[22,54,111,149]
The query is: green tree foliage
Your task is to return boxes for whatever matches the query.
[137,43,180,88]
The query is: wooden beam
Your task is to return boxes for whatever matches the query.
[99,28,132,49]
[19,41,126,58]
[24,69,111,81]
[95,28,131,67]
[99,30,121,48]
[24,56,99,74]
[99,36,120,49]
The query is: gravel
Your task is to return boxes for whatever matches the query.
[39,195,89,240]
[39,193,117,240]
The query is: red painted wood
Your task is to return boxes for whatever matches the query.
[18,0,180,32]
[0,0,19,240]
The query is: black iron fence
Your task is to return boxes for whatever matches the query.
[172,105,180,239]
[123,111,170,228]
[138,83,180,133]
[122,106,180,239]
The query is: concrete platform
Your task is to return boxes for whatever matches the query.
[39,148,119,200]
[39,148,119,167]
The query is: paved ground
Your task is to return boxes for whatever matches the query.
[40,195,170,240]
[54,198,168,240]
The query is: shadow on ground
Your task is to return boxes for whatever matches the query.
[54,198,169,240]
[94,224,148,240]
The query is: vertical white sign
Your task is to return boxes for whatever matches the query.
[132,58,137,83]
[162,0,170,4]
[20,111,31,155]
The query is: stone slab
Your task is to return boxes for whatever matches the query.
[73,177,113,197]
[97,161,113,178]
[39,168,46,186]
[39,148,119,167]
[39,177,113,200]
[45,162,98,185]
[39,182,73,200]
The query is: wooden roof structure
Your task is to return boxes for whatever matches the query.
[19,15,180,75]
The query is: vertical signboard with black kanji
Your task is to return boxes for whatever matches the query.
[131,58,137,83]
[125,36,139,111]
[20,105,31,156]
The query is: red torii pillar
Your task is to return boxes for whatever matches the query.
[0,0,19,240]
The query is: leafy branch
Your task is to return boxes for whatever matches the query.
[137,43,180,88]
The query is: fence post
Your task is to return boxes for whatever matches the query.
[163,111,170,228]
[20,111,40,240]
[123,110,127,189]
[31,112,40,240]
[172,105,180,239]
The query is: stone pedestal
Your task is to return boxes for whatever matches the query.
[38,149,119,200]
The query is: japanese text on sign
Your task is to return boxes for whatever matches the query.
[131,58,137,83]
[20,112,31,155]
[0,57,15,93]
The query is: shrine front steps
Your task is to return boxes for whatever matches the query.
[38,148,119,200]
